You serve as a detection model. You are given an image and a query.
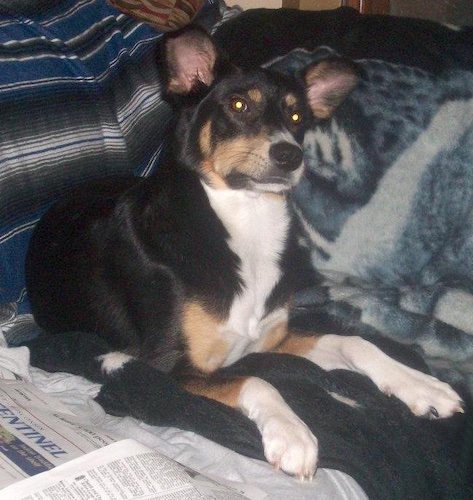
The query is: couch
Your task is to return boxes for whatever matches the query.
[1,1,472,498]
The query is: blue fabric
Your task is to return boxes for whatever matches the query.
[0,0,183,312]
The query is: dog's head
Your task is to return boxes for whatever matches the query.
[164,27,359,194]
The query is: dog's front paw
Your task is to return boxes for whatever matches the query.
[262,413,318,481]
[378,364,464,418]
[239,377,318,480]
[326,335,465,419]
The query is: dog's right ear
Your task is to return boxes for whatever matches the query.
[164,27,219,95]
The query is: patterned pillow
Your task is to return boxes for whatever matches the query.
[0,0,221,343]
[109,0,206,31]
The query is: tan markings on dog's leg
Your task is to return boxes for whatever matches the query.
[275,333,361,409]
[183,375,318,480]
[301,334,464,418]
[274,332,320,356]
[183,375,249,407]
[181,301,228,373]
[259,319,290,352]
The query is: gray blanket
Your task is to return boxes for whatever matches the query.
[268,48,473,389]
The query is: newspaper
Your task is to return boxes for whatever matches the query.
[0,378,117,488]
[1,439,265,499]
[0,361,265,499]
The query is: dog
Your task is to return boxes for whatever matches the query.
[25,27,464,480]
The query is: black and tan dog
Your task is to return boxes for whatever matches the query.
[25,27,463,480]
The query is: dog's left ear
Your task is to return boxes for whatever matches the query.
[303,58,360,119]
[165,27,218,95]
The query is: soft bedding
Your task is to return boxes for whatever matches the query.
[21,316,473,499]
[272,46,473,391]
[0,333,367,499]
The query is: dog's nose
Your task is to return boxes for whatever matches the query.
[269,142,303,171]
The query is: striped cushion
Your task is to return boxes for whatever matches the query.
[0,0,220,324]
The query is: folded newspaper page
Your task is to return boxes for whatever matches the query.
[0,355,265,499]
[0,378,117,488]
[1,439,265,499]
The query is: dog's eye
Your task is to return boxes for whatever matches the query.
[229,96,248,113]
[290,112,302,124]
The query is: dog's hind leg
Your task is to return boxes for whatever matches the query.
[24,332,266,461]
[276,333,465,418]
[23,332,212,420]
[25,331,113,383]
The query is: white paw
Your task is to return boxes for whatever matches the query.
[262,413,318,480]
[318,335,466,419]
[377,363,464,418]
[239,377,318,480]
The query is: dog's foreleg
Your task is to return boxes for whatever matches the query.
[183,376,318,480]
[98,352,318,479]
[277,333,464,418]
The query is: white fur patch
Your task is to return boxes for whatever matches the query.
[327,391,361,409]
[97,352,134,375]
[239,376,318,479]
[203,183,290,363]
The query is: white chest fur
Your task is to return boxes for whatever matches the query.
[202,183,290,364]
